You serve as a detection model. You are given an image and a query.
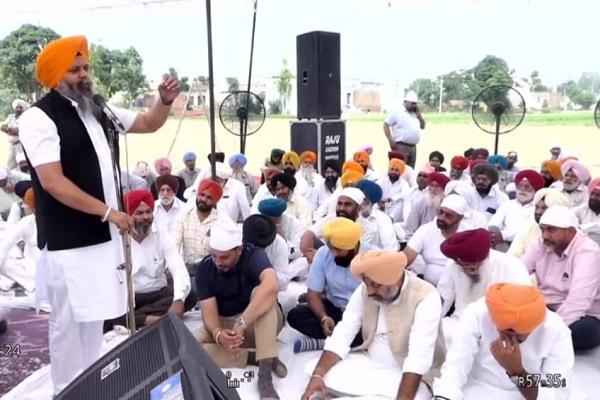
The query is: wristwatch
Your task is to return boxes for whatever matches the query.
[234,316,246,329]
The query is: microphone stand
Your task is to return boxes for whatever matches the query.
[101,109,136,336]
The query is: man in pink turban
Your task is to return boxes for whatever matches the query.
[558,159,590,207]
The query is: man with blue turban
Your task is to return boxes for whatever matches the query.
[177,151,199,188]
[229,152,258,203]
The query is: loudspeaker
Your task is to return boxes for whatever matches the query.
[55,313,240,400]
[290,119,345,175]
[296,31,341,120]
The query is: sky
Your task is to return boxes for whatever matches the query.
[0,0,598,89]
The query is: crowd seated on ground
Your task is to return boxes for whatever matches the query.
[2,136,600,400]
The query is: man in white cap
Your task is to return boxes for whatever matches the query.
[196,218,286,400]
[521,205,600,351]
[383,90,426,168]
[1,99,28,169]
[403,194,475,286]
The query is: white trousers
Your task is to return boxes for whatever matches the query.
[46,254,104,395]
[0,257,36,292]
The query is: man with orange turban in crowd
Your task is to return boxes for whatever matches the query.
[18,35,180,394]
[104,189,191,332]
[449,155,471,183]
[376,157,410,222]
[295,150,324,209]
[302,250,444,400]
[433,284,574,400]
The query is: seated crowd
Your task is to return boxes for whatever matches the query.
[2,137,600,400]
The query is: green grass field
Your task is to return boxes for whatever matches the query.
[2,113,600,177]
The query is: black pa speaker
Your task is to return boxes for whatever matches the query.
[296,31,341,120]
[55,313,240,400]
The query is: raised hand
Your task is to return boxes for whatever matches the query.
[158,73,181,105]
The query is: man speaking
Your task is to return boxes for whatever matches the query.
[383,90,426,168]
[19,35,180,395]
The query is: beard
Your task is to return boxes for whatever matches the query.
[300,166,315,186]
[534,212,543,223]
[589,199,600,214]
[562,180,579,192]
[231,168,245,181]
[160,196,174,206]
[56,78,101,118]
[475,184,492,197]
[388,173,400,183]
[133,221,152,237]
[516,191,534,204]
[336,209,358,221]
[543,176,554,188]
[325,176,337,192]
[284,167,296,176]
[196,199,213,213]
[334,250,357,267]
[425,191,443,209]
[436,219,449,230]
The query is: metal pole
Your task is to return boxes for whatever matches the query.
[494,115,501,155]
[242,0,259,154]
[206,0,217,179]
[438,76,443,115]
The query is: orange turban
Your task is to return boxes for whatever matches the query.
[36,35,90,89]
[388,158,406,174]
[351,250,407,285]
[24,188,35,210]
[300,151,317,165]
[353,151,370,164]
[198,179,223,202]
[486,283,546,335]
[340,170,364,188]
[342,160,364,175]
[541,160,562,181]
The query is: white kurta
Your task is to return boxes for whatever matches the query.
[436,250,532,319]
[131,227,190,302]
[217,178,250,223]
[471,185,509,222]
[0,214,39,292]
[433,298,574,400]
[153,197,184,236]
[376,175,410,222]
[19,100,137,322]
[263,234,291,291]
[365,209,400,251]
[488,199,535,242]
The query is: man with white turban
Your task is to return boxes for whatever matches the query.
[508,188,570,258]
[521,205,600,351]
[433,284,574,400]
[1,98,29,169]
[302,250,444,400]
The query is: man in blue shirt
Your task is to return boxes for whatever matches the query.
[288,217,377,352]
[195,218,286,400]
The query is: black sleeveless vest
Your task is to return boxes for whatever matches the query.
[28,90,112,250]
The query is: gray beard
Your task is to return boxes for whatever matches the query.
[56,80,102,119]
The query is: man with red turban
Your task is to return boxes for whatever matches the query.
[488,170,544,250]
[437,229,531,347]
[105,189,191,332]
[450,155,471,183]
[404,172,450,239]
[433,284,574,400]
[19,35,180,394]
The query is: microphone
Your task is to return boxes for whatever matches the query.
[93,94,126,133]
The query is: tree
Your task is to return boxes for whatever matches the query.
[0,24,60,101]
[276,59,293,115]
[226,77,239,92]
[530,70,548,92]
[408,78,438,110]
[572,90,596,110]
[90,45,147,105]
[578,72,600,94]
[473,55,513,88]
[268,99,282,115]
